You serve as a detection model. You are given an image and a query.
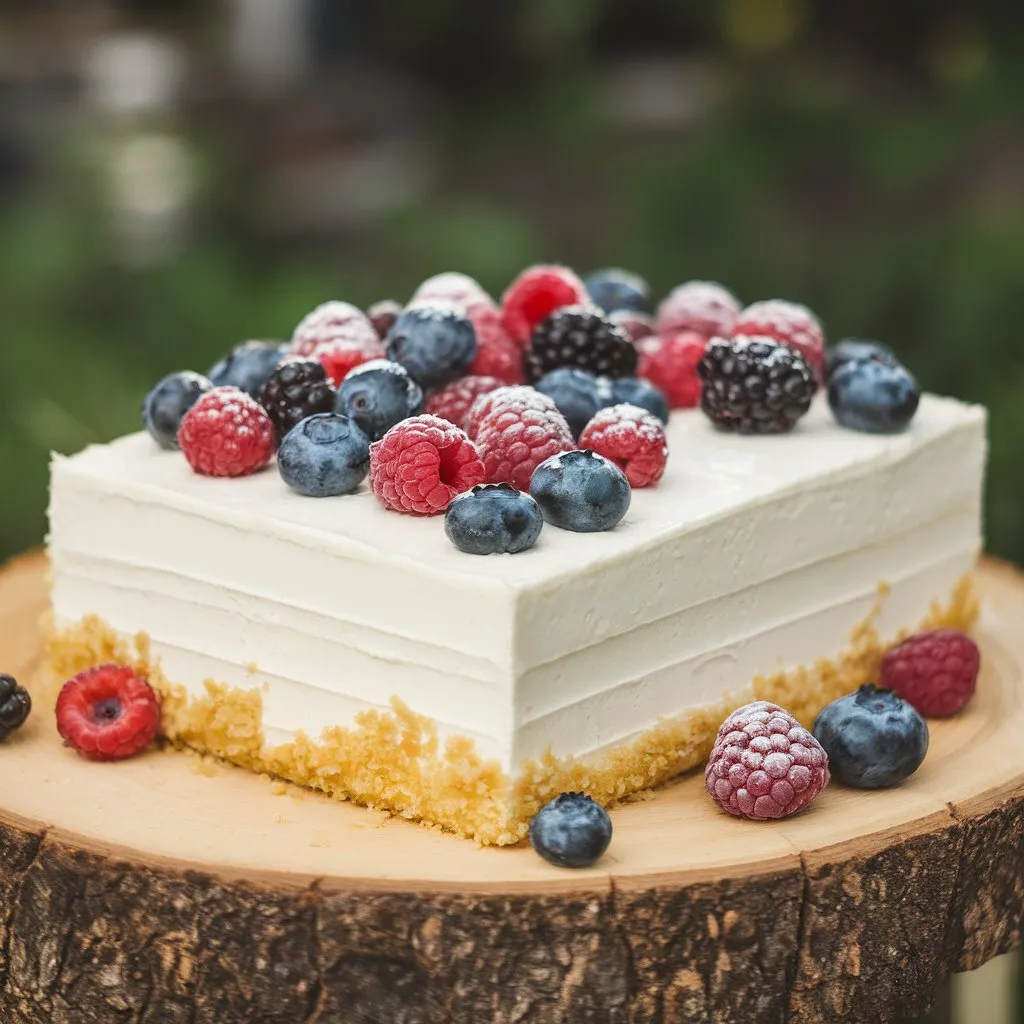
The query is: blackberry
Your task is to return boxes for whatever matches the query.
[259,359,337,439]
[524,307,637,384]
[697,336,814,435]
[0,674,31,742]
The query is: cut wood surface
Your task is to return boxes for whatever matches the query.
[0,551,1022,1023]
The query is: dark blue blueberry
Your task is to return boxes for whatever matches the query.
[335,359,424,441]
[530,449,631,533]
[609,377,669,424]
[583,268,651,315]
[529,792,613,868]
[142,371,213,449]
[444,483,544,555]
[828,357,920,434]
[824,338,897,380]
[207,340,287,398]
[534,367,608,439]
[386,304,477,390]
[277,413,370,497]
[813,683,928,789]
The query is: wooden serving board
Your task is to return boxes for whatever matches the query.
[1,551,1022,1023]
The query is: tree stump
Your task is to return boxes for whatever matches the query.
[1,552,1022,1023]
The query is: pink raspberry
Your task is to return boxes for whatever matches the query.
[579,404,668,488]
[464,385,560,440]
[880,629,980,717]
[369,414,486,515]
[467,303,525,385]
[475,404,574,491]
[608,309,656,344]
[732,299,825,376]
[312,335,386,386]
[411,272,493,310]
[655,281,740,338]
[289,301,378,357]
[705,701,829,820]
[366,299,402,339]
[501,265,590,347]
[637,330,708,408]
[178,387,276,477]
[425,375,504,429]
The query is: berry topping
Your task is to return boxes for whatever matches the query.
[583,268,652,315]
[464,385,560,440]
[369,414,486,515]
[444,483,544,555]
[386,303,478,390]
[813,684,929,789]
[609,376,669,423]
[824,339,897,380]
[366,299,403,340]
[0,674,31,742]
[475,403,575,492]
[530,449,631,533]
[467,303,525,384]
[336,359,424,441]
[732,299,825,376]
[411,271,493,310]
[425,375,503,430]
[579,403,668,488]
[880,629,980,717]
[528,792,613,869]
[206,340,287,398]
[705,701,829,820]
[608,309,656,344]
[259,359,337,439]
[290,301,379,357]
[501,264,590,347]
[56,665,161,761]
[178,386,276,477]
[698,336,814,434]
[534,367,609,439]
[524,306,637,384]
[278,413,370,497]
[637,330,707,409]
[142,371,213,450]
[827,357,920,434]
[312,334,386,387]
[655,281,740,338]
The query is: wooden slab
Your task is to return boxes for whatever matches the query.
[1,551,1023,1023]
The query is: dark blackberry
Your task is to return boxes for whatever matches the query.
[524,306,637,384]
[367,299,402,340]
[697,336,814,434]
[0,674,31,742]
[259,359,337,439]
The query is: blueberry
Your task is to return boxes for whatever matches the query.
[824,338,897,380]
[277,413,370,497]
[583,268,651,315]
[828,357,920,434]
[386,303,477,390]
[142,371,213,449]
[444,483,544,555]
[529,792,612,868]
[813,683,928,789]
[335,359,424,441]
[609,377,669,423]
[530,449,631,533]
[207,340,287,398]
[534,367,609,439]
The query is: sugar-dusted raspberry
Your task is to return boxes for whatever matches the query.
[289,300,379,357]
[56,664,161,761]
[501,264,590,347]
[732,299,825,376]
[366,299,402,340]
[637,330,708,408]
[369,414,486,515]
[467,302,525,384]
[312,335,386,386]
[579,403,668,488]
[411,271,493,310]
[475,404,574,491]
[705,701,829,820]
[464,385,560,440]
[609,309,656,344]
[426,375,504,429]
[178,386,276,477]
[655,281,740,338]
[880,629,980,717]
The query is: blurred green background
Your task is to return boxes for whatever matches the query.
[1,0,1023,564]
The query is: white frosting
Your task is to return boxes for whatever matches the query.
[48,394,987,775]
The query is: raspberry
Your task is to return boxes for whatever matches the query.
[475,404,574,491]
[178,387,276,477]
[290,301,378,357]
[655,281,740,338]
[524,307,637,383]
[259,359,337,438]
[637,331,708,409]
[579,403,668,488]
[501,264,590,347]
[367,299,402,339]
[369,414,486,515]
[608,309,656,344]
[880,629,980,717]
[425,375,504,429]
[411,272,493,310]
[464,385,559,440]
[732,299,825,376]
[56,664,161,761]
[467,303,525,385]
[312,335,386,386]
[705,701,829,820]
